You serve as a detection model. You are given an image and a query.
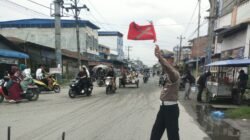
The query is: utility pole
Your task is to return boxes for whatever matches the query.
[207,0,217,66]
[63,0,89,68]
[196,0,201,79]
[176,45,179,64]
[127,46,132,60]
[177,35,185,65]
[53,0,63,82]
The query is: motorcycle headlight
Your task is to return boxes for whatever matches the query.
[105,81,110,85]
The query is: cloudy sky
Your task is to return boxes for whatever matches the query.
[0,0,210,66]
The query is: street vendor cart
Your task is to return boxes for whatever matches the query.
[206,59,250,104]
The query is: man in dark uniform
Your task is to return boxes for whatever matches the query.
[150,45,180,140]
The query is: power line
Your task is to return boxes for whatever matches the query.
[4,0,49,17]
[187,19,208,40]
[183,1,199,35]
[26,0,74,17]
[26,0,50,9]
[85,0,119,30]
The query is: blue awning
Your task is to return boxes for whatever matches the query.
[206,59,250,67]
[0,49,29,59]
[185,59,200,64]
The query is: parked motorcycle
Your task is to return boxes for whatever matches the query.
[33,74,60,93]
[105,77,116,94]
[68,77,93,98]
[0,77,39,103]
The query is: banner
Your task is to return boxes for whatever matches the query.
[127,22,156,42]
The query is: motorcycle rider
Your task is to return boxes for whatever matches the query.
[106,66,116,89]
[36,64,52,89]
[77,66,92,93]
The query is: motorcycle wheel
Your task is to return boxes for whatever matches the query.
[53,85,60,93]
[98,81,104,87]
[68,89,76,98]
[0,94,4,103]
[106,86,111,94]
[28,89,39,101]
[87,91,92,96]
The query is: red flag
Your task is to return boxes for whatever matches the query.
[127,22,156,42]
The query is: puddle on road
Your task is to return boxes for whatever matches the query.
[195,105,240,140]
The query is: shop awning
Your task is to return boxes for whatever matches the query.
[185,59,200,64]
[206,59,250,67]
[0,49,29,59]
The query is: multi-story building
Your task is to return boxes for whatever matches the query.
[213,0,250,59]
[98,31,124,60]
[0,18,100,55]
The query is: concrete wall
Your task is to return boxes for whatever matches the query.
[215,13,232,29]
[0,27,98,53]
[221,30,247,52]
[98,35,124,60]
[237,0,250,24]
[99,36,117,51]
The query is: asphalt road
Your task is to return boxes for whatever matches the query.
[0,77,209,140]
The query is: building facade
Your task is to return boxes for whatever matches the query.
[214,0,250,59]
[98,31,124,60]
[0,18,100,55]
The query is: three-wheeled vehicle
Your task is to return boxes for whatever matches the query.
[119,73,139,88]
[205,59,250,104]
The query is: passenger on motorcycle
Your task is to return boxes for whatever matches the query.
[7,66,22,102]
[19,64,33,94]
[36,64,52,89]
[106,66,116,89]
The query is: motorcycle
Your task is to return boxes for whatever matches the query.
[68,77,93,98]
[159,76,165,87]
[0,77,39,103]
[33,74,60,93]
[96,77,105,87]
[105,77,116,94]
[143,76,149,83]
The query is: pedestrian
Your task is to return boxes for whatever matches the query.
[237,69,248,96]
[196,71,211,102]
[183,70,195,100]
[150,45,180,140]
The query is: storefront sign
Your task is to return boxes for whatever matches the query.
[49,68,62,74]
[0,57,18,64]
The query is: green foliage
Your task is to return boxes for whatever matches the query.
[225,106,250,119]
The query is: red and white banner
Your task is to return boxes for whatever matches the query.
[127,22,156,42]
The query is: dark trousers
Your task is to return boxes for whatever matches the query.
[150,104,180,140]
[197,85,204,101]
